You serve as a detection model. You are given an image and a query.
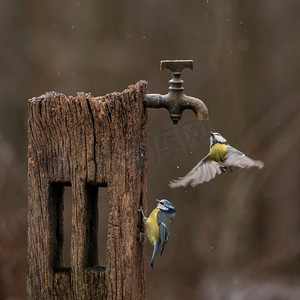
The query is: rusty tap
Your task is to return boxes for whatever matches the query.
[143,60,209,124]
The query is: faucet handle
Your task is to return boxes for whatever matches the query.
[160,60,193,74]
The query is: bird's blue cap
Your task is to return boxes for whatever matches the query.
[157,199,175,210]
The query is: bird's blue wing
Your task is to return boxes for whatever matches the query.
[151,211,172,268]
[157,211,168,255]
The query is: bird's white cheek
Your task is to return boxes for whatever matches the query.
[157,204,166,210]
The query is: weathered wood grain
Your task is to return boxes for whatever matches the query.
[28,81,148,299]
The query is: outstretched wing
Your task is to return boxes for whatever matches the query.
[169,154,222,188]
[224,148,264,169]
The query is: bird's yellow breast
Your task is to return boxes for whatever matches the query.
[209,143,228,162]
[145,209,160,246]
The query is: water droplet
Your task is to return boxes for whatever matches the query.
[177,166,180,169]
[142,35,146,39]
[227,18,230,22]
[210,246,213,250]
[71,25,75,29]
[240,21,243,25]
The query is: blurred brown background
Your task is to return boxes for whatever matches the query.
[1,0,299,299]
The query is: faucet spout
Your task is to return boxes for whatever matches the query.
[143,60,209,124]
[143,93,208,125]
[182,95,209,121]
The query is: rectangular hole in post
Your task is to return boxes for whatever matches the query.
[49,182,72,272]
[98,186,109,267]
[85,183,108,269]
[62,186,72,269]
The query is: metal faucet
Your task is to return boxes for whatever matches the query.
[143,60,209,124]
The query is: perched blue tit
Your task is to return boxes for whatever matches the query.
[138,199,176,268]
[170,132,264,188]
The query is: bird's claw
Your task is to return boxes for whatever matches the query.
[227,166,234,173]
[139,232,146,243]
[219,166,226,173]
[138,205,146,219]
[220,166,234,173]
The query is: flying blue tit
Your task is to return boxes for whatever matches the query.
[170,132,264,188]
[138,199,176,268]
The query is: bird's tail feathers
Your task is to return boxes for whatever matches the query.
[150,242,160,269]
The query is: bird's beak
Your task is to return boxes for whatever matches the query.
[210,132,214,137]
[156,199,161,203]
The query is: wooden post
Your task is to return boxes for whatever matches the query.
[27,81,148,299]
